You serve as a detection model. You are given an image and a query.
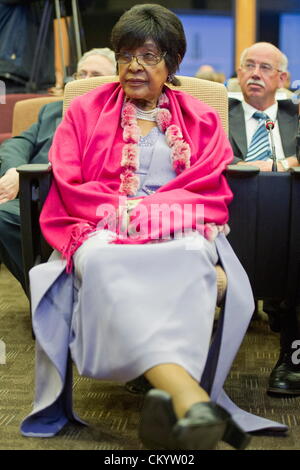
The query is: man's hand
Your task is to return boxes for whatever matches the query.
[237,156,300,172]
[237,160,285,171]
[0,168,19,204]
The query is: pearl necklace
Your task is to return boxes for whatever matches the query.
[134,104,158,122]
[120,93,191,196]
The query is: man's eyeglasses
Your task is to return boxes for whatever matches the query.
[242,62,282,75]
[115,51,167,67]
[72,71,104,80]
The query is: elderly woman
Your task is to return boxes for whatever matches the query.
[20,4,287,449]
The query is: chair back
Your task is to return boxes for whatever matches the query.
[63,75,228,134]
[12,97,63,136]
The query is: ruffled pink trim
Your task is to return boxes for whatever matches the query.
[156,108,172,132]
[121,102,136,127]
[204,223,230,242]
[62,223,95,273]
[171,140,191,174]
[123,123,141,143]
[121,143,139,171]
[165,124,183,146]
[120,169,140,196]
[158,93,170,108]
[119,92,192,196]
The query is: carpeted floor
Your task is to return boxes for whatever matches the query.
[0,265,300,450]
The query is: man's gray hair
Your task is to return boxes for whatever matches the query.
[77,47,116,71]
[240,44,288,72]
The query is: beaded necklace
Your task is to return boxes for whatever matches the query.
[120,93,191,196]
[135,105,158,122]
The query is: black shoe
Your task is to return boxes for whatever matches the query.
[262,299,282,332]
[139,389,251,450]
[266,312,281,333]
[125,375,152,394]
[268,359,300,395]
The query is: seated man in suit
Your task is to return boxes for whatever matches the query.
[229,42,299,171]
[229,42,300,396]
[0,47,116,291]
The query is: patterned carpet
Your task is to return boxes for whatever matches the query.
[0,265,300,450]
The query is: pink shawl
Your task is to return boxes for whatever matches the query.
[40,82,234,268]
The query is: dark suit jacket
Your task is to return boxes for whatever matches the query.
[229,98,299,163]
[0,100,63,177]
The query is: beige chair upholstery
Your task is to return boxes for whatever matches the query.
[12,97,63,137]
[63,75,228,134]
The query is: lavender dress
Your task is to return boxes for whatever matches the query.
[20,128,288,437]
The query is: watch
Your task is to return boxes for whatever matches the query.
[280,159,290,171]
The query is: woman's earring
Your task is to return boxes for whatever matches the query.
[167,74,174,83]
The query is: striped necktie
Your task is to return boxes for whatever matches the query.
[245,111,272,161]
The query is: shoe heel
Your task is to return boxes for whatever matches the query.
[222,419,251,449]
[139,389,177,449]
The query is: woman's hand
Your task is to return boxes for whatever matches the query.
[118,198,143,234]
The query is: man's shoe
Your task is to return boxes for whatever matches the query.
[262,299,282,332]
[266,311,281,333]
[139,389,251,450]
[268,359,300,395]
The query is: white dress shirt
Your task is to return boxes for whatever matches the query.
[242,101,286,161]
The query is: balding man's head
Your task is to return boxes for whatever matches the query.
[240,43,288,72]
[237,42,288,110]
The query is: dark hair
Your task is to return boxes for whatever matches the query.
[110,4,186,86]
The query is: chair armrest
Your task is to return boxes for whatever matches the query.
[290,166,300,177]
[17,163,52,206]
[17,163,51,174]
[225,164,260,177]
[16,163,53,298]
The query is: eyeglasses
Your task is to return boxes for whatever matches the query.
[115,51,167,67]
[72,71,104,80]
[242,62,282,75]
